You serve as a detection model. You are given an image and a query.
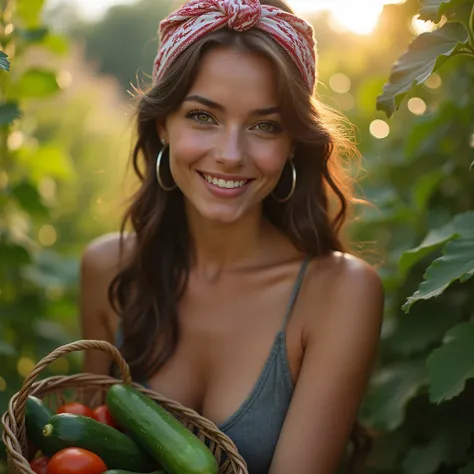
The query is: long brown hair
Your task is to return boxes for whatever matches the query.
[110,0,370,470]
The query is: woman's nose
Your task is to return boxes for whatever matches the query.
[215,129,245,167]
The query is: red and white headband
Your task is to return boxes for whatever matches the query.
[152,0,317,91]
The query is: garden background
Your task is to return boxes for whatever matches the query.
[1,0,474,472]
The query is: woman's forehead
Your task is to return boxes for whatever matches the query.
[186,48,279,109]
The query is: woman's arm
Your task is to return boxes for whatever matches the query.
[80,233,123,375]
[269,256,384,474]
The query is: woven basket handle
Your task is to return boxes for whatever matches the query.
[14,339,131,432]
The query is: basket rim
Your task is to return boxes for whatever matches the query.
[2,374,249,474]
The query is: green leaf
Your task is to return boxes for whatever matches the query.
[0,102,22,126]
[11,181,49,217]
[376,22,469,117]
[361,361,428,431]
[459,462,474,474]
[412,169,444,212]
[15,69,60,99]
[403,235,474,311]
[385,300,463,356]
[419,0,470,22]
[0,51,10,71]
[17,27,48,43]
[17,144,75,181]
[402,436,446,474]
[402,408,474,474]
[16,0,45,27]
[0,240,31,268]
[400,211,474,273]
[399,221,455,273]
[369,429,410,472]
[427,323,474,403]
[41,34,69,55]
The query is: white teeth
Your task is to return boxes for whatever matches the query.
[202,174,248,189]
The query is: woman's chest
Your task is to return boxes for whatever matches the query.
[146,271,306,425]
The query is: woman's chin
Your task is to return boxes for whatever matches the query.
[200,211,244,225]
[193,203,250,225]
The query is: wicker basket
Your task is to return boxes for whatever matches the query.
[1,339,249,474]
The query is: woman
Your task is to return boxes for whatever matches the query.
[80,0,384,473]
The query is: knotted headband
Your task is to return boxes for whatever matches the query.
[152,0,317,91]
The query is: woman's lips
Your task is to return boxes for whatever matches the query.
[197,171,253,198]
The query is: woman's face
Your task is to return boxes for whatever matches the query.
[157,47,293,224]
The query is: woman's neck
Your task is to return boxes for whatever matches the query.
[185,203,272,279]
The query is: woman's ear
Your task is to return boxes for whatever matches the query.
[156,119,168,144]
[290,143,297,159]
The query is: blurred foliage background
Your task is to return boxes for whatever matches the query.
[1,0,474,472]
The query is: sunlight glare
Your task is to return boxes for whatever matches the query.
[329,73,351,93]
[407,97,427,115]
[38,224,58,247]
[289,0,406,35]
[411,14,438,35]
[425,73,442,89]
[370,120,390,139]
[338,93,355,111]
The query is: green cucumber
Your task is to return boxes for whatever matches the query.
[25,396,55,456]
[106,385,218,474]
[42,413,156,471]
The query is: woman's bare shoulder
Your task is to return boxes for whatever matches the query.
[302,251,384,331]
[82,231,136,276]
[80,232,136,340]
[309,250,382,289]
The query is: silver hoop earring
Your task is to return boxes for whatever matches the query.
[156,145,177,191]
[272,159,296,203]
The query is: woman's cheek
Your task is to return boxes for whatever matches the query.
[170,131,215,166]
[254,149,288,182]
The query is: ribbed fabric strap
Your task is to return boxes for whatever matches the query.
[281,256,311,329]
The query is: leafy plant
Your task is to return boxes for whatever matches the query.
[360,1,474,472]
[0,51,10,71]
[377,0,474,312]
[0,1,78,468]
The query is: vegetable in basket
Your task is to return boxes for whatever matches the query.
[92,404,119,428]
[29,455,49,474]
[25,396,56,457]
[42,413,156,471]
[106,384,219,474]
[57,401,95,418]
[47,447,107,474]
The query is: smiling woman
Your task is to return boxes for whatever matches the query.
[80,1,384,474]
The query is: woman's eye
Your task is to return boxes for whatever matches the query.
[197,113,212,122]
[186,111,215,124]
[253,122,281,133]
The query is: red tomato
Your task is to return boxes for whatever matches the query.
[57,402,94,418]
[47,448,107,474]
[92,405,118,428]
[29,456,49,474]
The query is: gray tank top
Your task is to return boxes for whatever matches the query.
[115,257,311,474]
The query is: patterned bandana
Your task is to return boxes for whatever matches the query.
[152,0,317,91]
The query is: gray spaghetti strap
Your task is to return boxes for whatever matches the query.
[281,256,311,329]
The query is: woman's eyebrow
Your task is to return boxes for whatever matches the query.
[183,94,280,116]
